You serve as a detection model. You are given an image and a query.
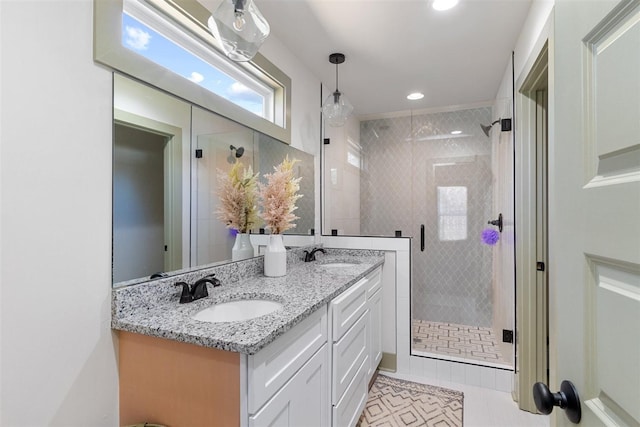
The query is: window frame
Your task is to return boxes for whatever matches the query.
[95,0,292,144]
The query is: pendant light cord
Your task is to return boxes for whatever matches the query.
[335,62,339,92]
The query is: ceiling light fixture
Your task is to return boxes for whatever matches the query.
[321,53,353,127]
[451,130,462,135]
[432,0,459,11]
[207,0,270,62]
[407,92,424,100]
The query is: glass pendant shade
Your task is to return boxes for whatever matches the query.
[207,0,270,62]
[322,90,354,127]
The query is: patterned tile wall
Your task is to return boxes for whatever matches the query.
[360,107,494,327]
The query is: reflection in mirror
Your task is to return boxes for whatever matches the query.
[113,74,315,286]
[192,106,315,267]
[192,106,256,267]
[256,133,315,235]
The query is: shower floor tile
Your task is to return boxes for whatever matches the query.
[412,320,508,365]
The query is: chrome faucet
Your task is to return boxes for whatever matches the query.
[304,248,326,262]
[174,274,221,304]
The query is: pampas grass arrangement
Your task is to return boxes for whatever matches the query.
[215,162,259,233]
[258,156,303,234]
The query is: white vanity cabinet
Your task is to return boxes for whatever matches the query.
[246,265,384,427]
[329,266,383,427]
[246,308,329,427]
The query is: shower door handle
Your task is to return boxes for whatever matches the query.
[420,224,425,252]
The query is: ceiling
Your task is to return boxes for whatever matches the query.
[257,0,532,117]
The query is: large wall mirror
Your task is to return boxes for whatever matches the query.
[113,74,314,286]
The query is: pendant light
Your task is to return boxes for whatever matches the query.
[322,53,353,127]
[207,0,270,62]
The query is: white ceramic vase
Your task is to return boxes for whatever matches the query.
[232,233,254,261]
[264,234,287,277]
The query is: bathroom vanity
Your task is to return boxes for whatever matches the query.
[112,248,384,427]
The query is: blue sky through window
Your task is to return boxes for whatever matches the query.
[122,13,264,116]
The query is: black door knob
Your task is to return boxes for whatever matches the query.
[533,380,581,424]
[488,213,503,232]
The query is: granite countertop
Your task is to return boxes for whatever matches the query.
[112,249,384,355]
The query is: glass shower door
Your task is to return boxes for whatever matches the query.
[410,107,511,368]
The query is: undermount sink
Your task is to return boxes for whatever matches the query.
[192,299,283,323]
[319,262,357,268]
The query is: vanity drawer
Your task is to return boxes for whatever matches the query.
[249,344,329,427]
[365,267,382,298]
[248,307,328,414]
[331,277,368,341]
[332,310,368,405]
[332,355,368,427]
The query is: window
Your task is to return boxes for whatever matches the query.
[437,186,467,241]
[122,3,271,119]
[94,0,291,143]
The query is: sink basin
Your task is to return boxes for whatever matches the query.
[193,299,283,323]
[319,262,357,268]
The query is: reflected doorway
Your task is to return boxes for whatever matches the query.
[113,122,181,282]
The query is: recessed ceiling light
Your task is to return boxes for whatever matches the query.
[432,0,459,11]
[407,92,424,100]
[451,130,462,135]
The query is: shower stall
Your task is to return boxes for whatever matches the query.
[356,106,514,369]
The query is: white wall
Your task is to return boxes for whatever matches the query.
[0,1,117,426]
[259,36,322,237]
[0,2,323,426]
[513,1,555,83]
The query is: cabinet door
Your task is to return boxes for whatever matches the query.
[332,356,368,427]
[368,289,382,377]
[248,308,327,413]
[249,345,329,427]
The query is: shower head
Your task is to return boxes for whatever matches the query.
[230,145,245,158]
[481,120,501,137]
[480,118,512,137]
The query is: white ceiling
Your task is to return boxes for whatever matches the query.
[256,0,532,117]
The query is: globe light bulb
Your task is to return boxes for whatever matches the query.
[233,11,245,31]
[208,0,270,61]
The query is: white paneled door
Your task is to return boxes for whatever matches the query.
[550,0,640,426]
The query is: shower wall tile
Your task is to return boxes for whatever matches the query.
[361,107,494,327]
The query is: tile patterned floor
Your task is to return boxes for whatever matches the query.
[412,320,508,365]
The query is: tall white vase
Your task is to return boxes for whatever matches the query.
[264,234,286,277]
[232,233,254,261]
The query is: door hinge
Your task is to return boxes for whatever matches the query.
[323,138,330,145]
[536,261,545,271]
[195,149,203,158]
